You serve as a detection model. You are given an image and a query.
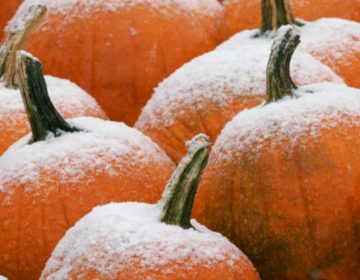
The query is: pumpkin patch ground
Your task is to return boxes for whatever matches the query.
[0,1,359,280]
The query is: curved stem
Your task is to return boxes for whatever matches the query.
[16,51,80,144]
[0,5,46,88]
[159,134,210,229]
[261,0,302,33]
[266,26,300,103]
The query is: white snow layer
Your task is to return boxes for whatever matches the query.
[213,82,360,162]
[0,117,172,201]
[41,202,248,279]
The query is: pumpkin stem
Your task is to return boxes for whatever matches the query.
[16,51,80,144]
[0,5,46,88]
[261,0,302,33]
[159,134,210,229]
[266,26,300,103]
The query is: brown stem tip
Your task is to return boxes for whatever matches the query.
[0,5,46,88]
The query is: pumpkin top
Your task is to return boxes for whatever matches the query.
[0,116,172,201]
[41,202,248,279]
[10,0,222,30]
[0,75,106,122]
[214,82,360,162]
[136,37,342,129]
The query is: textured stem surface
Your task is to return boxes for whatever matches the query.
[159,134,210,229]
[16,52,79,143]
[266,26,300,103]
[0,5,46,88]
[261,0,301,33]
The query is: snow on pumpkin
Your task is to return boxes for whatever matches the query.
[41,135,260,280]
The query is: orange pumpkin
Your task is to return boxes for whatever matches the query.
[135,26,343,163]
[0,0,23,40]
[0,5,107,156]
[10,0,223,124]
[220,0,360,88]
[41,134,260,280]
[223,0,360,38]
[0,52,175,280]
[195,27,360,280]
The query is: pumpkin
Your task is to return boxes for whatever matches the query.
[0,52,175,280]
[194,27,360,280]
[0,0,23,40]
[222,0,360,37]
[220,0,360,87]
[135,26,343,163]
[40,134,260,280]
[0,5,107,156]
[10,0,223,124]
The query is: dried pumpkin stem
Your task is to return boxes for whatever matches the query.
[16,52,79,144]
[0,5,46,88]
[261,0,302,33]
[159,134,210,229]
[266,26,300,103]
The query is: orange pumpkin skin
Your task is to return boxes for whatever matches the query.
[13,0,223,124]
[222,0,360,38]
[0,0,23,40]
